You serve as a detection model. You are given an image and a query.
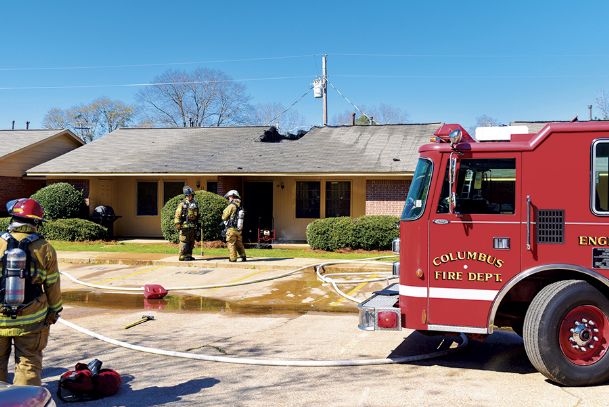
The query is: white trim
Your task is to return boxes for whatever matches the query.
[448,220,520,225]
[565,222,609,226]
[427,324,489,334]
[398,285,427,297]
[26,172,413,178]
[399,285,498,301]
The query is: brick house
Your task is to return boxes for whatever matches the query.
[0,129,83,213]
[27,124,441,241]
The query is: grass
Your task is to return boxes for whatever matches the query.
[50,240,396,260]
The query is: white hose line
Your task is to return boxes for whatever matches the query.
[60,255,398,293]
[58,318,467,367]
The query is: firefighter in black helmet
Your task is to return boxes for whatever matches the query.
[174,186,200,261]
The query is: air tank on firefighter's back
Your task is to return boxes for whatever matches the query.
[4,248,27,305]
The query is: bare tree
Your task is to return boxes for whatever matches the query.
[331,103,408,126]
[137,68,252,127]
[248,103,308,133]
[475,114,501,127]
[595,90,609,120]
[42,98,136,143]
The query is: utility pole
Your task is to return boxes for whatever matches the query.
[322,54,328,126]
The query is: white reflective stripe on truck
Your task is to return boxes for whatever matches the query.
[399,285,499,301]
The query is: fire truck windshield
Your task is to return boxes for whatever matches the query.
[402,158,433,220]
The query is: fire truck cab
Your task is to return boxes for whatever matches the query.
[358,122,609,386]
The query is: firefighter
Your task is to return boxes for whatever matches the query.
[0,198,62,386]
[222,190,246,262]
[174,186,200,261]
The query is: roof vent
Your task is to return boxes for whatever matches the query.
[474,126,529,141]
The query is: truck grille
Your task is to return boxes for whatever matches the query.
[536,209,564,244]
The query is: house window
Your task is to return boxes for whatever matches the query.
[296,181,320,218]
[163,181,184,204]
[207,181,218,195]
[326,181,351,217]
[137,181,158,216]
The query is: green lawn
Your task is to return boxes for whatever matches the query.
[51,240,396,260]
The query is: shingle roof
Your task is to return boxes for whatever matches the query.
[27,124,442,175]
[0,129,81,158]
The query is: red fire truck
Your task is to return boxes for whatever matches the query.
[358,122,609,386]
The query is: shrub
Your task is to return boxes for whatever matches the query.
[31,183,85,220]
[307,215,399,251]
[161,191,227,244]
[306,217,355,251]
[40,219,108,241]
[0,217,107,241]
[352,215,399,250]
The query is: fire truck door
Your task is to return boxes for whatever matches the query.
[427,154,521,330]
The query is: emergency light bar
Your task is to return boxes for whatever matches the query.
[474,126,529,142]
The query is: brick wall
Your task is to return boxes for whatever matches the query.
[0,177,46,215]
[365,179,411,216]
[217,176,243,197]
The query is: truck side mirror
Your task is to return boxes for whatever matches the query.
[449,154,458,214]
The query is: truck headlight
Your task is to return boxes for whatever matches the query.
[392,238,400,254]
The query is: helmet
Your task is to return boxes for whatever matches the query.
[224,190,240,199]
[183,186,194,196]
[7,198,44,222]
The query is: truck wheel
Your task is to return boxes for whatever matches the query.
[523,280,609,386]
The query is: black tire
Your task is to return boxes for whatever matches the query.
[523,280,609,386]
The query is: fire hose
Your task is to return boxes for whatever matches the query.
[57,256,469,365]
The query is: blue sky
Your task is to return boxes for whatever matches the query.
[2,0,609,130]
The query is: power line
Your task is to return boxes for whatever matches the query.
[326,80,373,124]
[0,76,313,91]
[330,52,609,59]
[0,54,319,72]
[268,86,313,126]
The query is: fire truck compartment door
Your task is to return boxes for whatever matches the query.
[427,153,521,329]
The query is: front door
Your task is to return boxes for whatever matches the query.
[427,153,521,330]
[243,182,274,242]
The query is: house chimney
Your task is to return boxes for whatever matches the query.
[11,120,15,130]
[351,112,356,126]
[26,121,30,130]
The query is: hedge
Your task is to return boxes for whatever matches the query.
[0,217,107,241]
[161,191,227,244]
[30,183,85,220]
[307,215,399,251]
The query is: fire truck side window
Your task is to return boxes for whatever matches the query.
[593,141,609,213]
[437,158,516,214]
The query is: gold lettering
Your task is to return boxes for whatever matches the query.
[589,237,597,246]
[599,237,608,246]
[467,252,477,260]
[434,271,442,280]
[484,273,493,281]
[478,253,487,262]
[448,252,456,261]
[579,236,588,245]
[495,274,502,282]
[448,272,457,280]
[433,257,441,266]
[495,259,504,268]
[468,272,476,281]
[440,254,450,263]
[486,255,495,265]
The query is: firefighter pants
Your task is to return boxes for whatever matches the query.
[179,228,196,259]
[0,327,49,386]
[226,229,246,261]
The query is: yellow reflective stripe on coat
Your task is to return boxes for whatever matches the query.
[48,302,62,312]
[45,273,59,285]
[0,307,47,327]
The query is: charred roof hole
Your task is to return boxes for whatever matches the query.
[393,158,401,161]
[258,126,308,143]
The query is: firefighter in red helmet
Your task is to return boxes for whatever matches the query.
[0,198,62,386]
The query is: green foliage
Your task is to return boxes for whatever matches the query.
[307,215,399,251]
[0,217,107,241]
[352,215,399,250]
[30,183,85,220]
[39,219,108,241]
[306,217,354,251]
[161,191,227,243]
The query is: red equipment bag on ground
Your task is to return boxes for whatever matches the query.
[57,359,121,402]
